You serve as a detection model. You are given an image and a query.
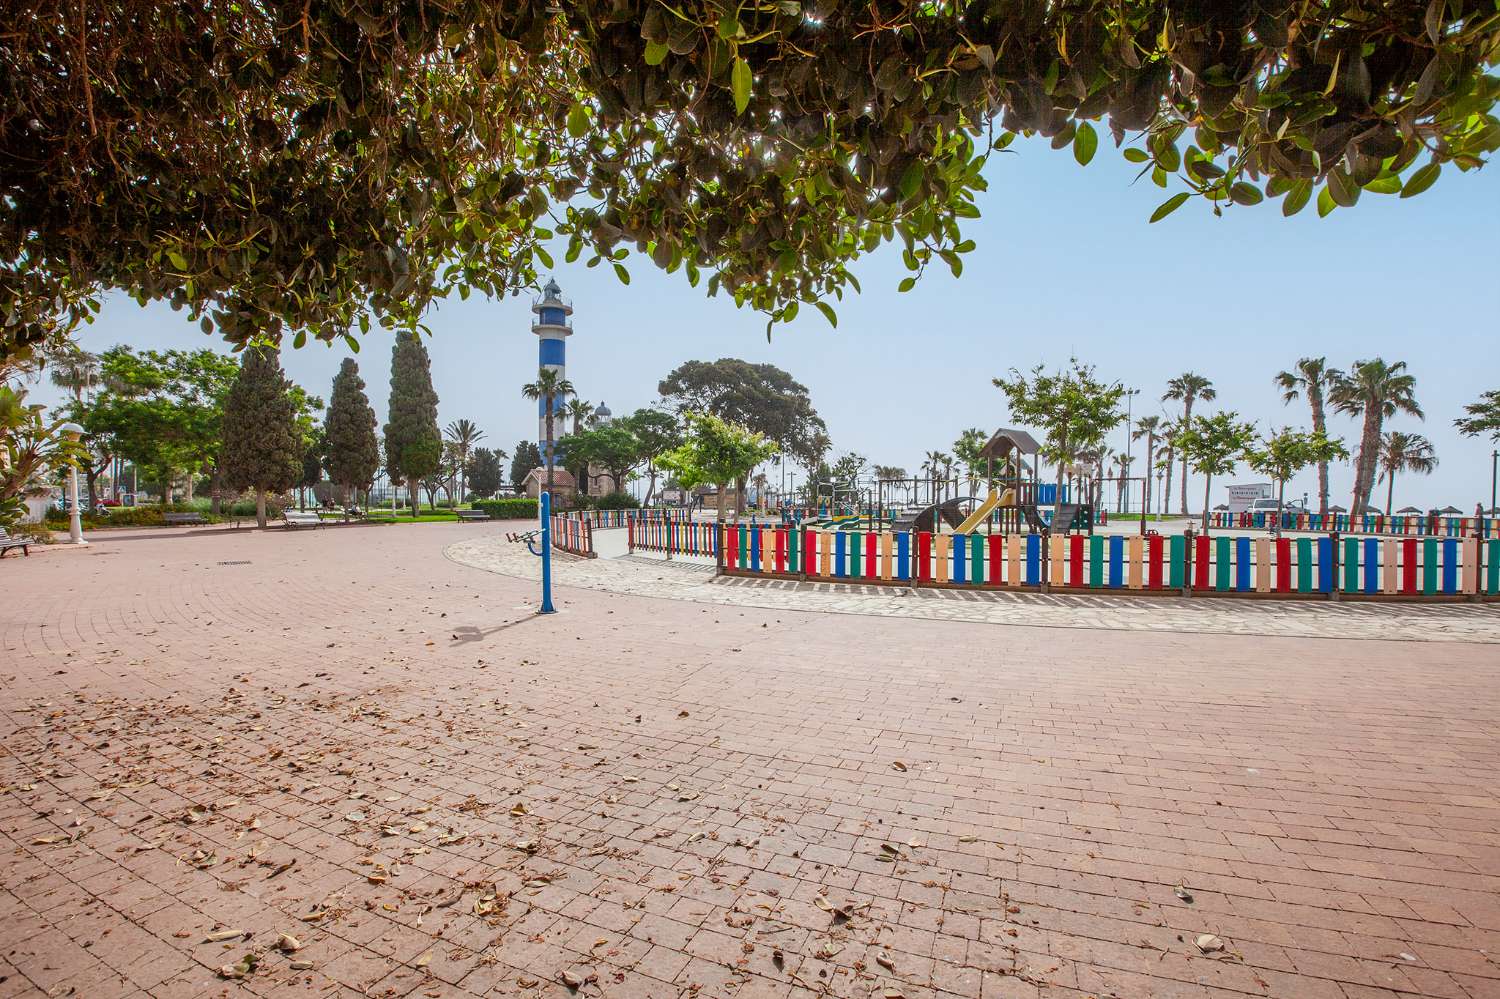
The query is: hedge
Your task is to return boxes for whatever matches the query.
[472,498,539,520]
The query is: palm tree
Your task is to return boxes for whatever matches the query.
[1377,431,1437,517]
[520,369,575,495]
[1131,416,1163,516]
[443,419,485,505]
[922,450,945,502]
[952,428,987,494]
[49,347,100,402]
[751,471,769,513]
[1163,373,1216,515]
[1275,358,1342,516]
[565,397,593,436]
[1111,452,1133,513]
[1330,359,1421,514]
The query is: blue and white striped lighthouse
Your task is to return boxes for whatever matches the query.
[532,278,573,469]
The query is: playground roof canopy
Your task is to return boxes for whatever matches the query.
[977,427,1041,461]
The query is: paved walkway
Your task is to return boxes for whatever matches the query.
[450,531,1500,644]
[3,523,1499,999]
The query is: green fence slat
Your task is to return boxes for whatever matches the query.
[1423,537,1437,595]
[1089,535,1103,587]
[1296,538,1312,593]
[1489,540,1500,594]
[971,534,984,584]
[1168,535,1185,588]
[1215,537,1230,590]
[1343,538,1359,592]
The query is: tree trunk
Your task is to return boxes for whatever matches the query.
[1311,392,1329,515]
[1385,469,1396,517]
[255,488,267,529]
[409,477,419,516]
[1277,477,1286,534]
[715,485,727,523]
[1352,411,1381,512]
[1179,400,1195,514]
[1202,474,1212,532]
[645,466,658,507]
[210,468,222,517]
[1162,449,1174,515]
[1144,439,1154,518]
[735,475,747,517]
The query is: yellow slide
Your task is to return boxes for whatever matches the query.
[954,489,1002,534]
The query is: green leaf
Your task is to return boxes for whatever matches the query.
[1282,180,1312,216]
[1122,147,1150,163]
[566,103,590,139]
[292,329,307,349]
[731,57,752,115]
[1316,185,1337,217]
[644,40,669,66]
[1326,170,1359,208]
[897,277,916,292]
[613,263,630,285]
[1073,122,1098,166]
[1400,160,1441,198]
[167,250,188,271]
[1363,174,1402,195]
[814,302,837,328]
[1149,192,1190,223]
[1229,182,1263,206]
[536,245,554,268]
[717,15,742,40]
[899,161,923,201]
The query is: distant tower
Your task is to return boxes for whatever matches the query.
[532,278,572,468]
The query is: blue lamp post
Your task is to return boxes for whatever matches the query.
[538,491,555,614]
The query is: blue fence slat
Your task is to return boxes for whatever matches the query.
[834,532,846,577]
[1317,536,1333,592]
[1235,537,1251,591]
[953,535,967,584]
[897,532,910,580]
[1363,538,1379,593]
[750,527,761,572]
[1442,539,1458,593]
[1108,535,1123,588]
[1025,534,1041,585]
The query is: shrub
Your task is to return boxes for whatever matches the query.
[11,522,53,544]
[590,491,639,510]
[472,498,539,520]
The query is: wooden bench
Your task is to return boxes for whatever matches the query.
[455,509,491,522]
[163,512,206,526]
[0,527,31,558]
[282,511,323,529]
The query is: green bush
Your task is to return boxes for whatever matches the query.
[473,498,539,520]
[11,522,54,544]
[589,491,639,510]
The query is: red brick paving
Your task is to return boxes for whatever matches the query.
[2,523,1499,999]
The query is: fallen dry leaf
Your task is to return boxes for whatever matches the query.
[1195,934,1224,953]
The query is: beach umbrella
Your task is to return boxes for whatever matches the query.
[1439,505,1462,515]
[1397,506,1421,514]
[1328,504,1347,512]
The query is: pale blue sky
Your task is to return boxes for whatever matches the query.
[35,136,1500,509]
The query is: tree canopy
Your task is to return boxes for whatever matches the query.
[993,359,1124,491]
[385,331,442,511]
[220,346,302,526]
[659,359,826,467]
[325,358,380,497]
[13,3,1490,360]
[658,411,777,521]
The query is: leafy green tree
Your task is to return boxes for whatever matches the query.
[6,4,1496,364]
[1275,358,1342,516]
[467,448,504,499]
[622,409,681,506]
[1376,431,1437,516]
[48,346,100,403]
[385,331,442,516]
[952,428,988,493]
[520,369,574,496]
[1246,428,1349,525]
[1174,412,1257,530]
[509,441,543,492]
[829,453,867,493]
[1162,373,1216,515]
[1330,359,1422,513]
[1454,390,1500,442]
[658,412,778,524]
[444,418,486,504]
[994,360,1125,498]
[220,347,301,527]
[0,385,82,527]
[324,357,380,504]
[561,422,642,494]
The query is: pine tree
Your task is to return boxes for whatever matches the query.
[325,357,379,505]
[384,331,442,515]
[509,440,542,491]
[220,346,302,527]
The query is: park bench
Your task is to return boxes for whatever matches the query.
[163,512,206,526]
[0,527,31,558]
[455,509,490,522]
[282,510,323,529]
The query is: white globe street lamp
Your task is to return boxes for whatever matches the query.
[57,422,87,546]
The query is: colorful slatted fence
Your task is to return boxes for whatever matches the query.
[1207,511,1500,539]
[549,514,594,557]
[717,528,1500,600]
[628,517,720,557]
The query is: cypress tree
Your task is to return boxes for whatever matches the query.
[220,346,301,527]
[324,357,379,505]
[384,331,441,515]
[467,447,502,498]
[509,440,542,492]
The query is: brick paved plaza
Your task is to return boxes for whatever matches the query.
[4,523,1499,999]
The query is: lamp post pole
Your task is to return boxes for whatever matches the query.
[1492,449,1497,515]
[59,422,87,546]
[1122,388,1138,513]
